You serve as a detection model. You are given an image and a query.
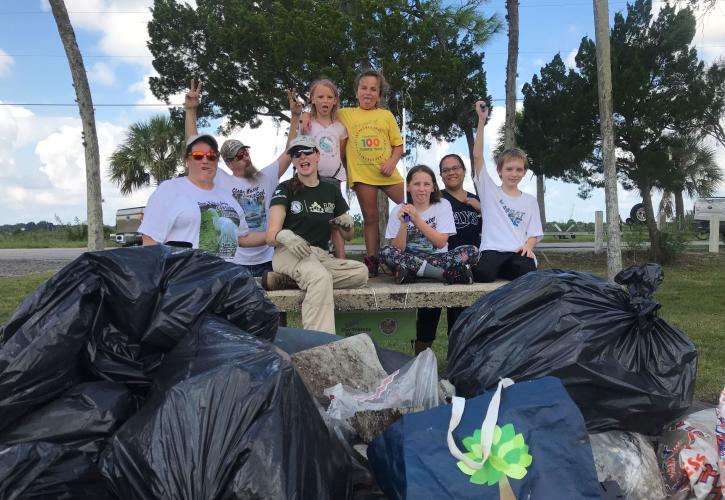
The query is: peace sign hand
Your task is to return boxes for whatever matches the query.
[185,79,202,110]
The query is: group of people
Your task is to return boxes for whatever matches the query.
[137,70,543,346]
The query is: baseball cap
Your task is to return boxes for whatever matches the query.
[186,134,218,151]
[287,135,318,154]
[220,139,250,161]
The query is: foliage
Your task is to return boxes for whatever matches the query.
[147,0,501,159]
[518,55,597,187]
[701,60,725,148]
[109,115,185,195]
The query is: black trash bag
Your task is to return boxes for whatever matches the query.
[140,248,278,348]
[0,442,115,500]
[0,274,102,432]
[0,381,135,453]
[447,266,697,435]
[100,315,353,500]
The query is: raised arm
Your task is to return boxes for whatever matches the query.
[184,79,201,139]
[472,100,489,178]
[276,90,303,177]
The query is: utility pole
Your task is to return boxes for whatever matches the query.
[49,0,104,251]
[593,0,623,280]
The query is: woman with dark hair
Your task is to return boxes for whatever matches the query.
[265,135,368,335]
[139,134,261,260]
[379,164,478,288]
[413,154,482,353]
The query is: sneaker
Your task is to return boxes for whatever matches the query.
[364,255,379,277]
[394,266,417,284]
[261,271,298,291]
[443,265,473,285]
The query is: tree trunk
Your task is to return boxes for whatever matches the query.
[536,173,546,227]
[641,183,664,262]
[504,0,519,149]
[464,126,477,191]
[675,190,685,228]
[49,0,104,251]
[592,0,622,281]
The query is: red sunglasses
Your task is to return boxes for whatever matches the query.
[189,151,219,161]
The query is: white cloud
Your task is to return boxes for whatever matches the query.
[88,62,115,85]
[0,48,14,77]
[564,48,578,69]
[692,4,725,63]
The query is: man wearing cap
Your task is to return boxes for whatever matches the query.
[184,79,302,276]
[265,135,368,334]
[138,134,261,259]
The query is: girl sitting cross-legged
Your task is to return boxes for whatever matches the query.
[379,165,478,285]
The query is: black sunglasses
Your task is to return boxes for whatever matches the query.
[291,148,317,159]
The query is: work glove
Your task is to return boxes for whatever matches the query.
[276,229,311,259]
[329,213,354,231]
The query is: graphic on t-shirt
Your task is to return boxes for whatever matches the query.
[453,210,481,229]
[198,201,240,258]
[232,186,266,231]
[500,199,525,227]
[407,216,437,254]
[352,124,389,164]
[318,134,336,155]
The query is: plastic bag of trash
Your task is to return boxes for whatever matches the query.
[447,264,697,435]
[100,315,352,500]
[324,348,440,422]
[591,431,665,500]
[0,274,101,432]
[0,442,114,500]
[368,376,601,500]
[658,408,721,499]
[0,381,135,454]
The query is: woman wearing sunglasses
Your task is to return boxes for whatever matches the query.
[266,135,368,334]
[139,134,261,260]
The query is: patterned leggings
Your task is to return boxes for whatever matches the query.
[379,245,479,273]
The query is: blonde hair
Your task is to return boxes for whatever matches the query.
[354,69,389,108]
[495,147,529,171]
[309,79,340,121]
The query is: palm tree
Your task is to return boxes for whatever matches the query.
[109,115,186,195]
[657,135,723,225]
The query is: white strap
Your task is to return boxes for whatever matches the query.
[447,378,514,470]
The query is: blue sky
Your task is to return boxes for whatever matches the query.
[1,0,723,226]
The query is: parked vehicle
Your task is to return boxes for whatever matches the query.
[110,207,144,246]
[693,197,725,240]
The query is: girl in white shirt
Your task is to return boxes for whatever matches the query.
[380,165,478,284]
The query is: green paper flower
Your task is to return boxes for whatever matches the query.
[456,423,533,488]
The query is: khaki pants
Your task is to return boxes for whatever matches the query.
[272,246,368,334]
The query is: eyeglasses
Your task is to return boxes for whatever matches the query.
[440,165,463,175]
[291,148,316,159]
[234,149,249,160]
[189,151,219,161]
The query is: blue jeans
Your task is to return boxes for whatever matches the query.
[240,261,273,278]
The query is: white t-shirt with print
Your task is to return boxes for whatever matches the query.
[474,167,543,252]
[214,162,279,265]
[139,176,249,262]
[308,120,347,182]
[385,199,456,254]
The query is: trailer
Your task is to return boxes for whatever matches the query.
[110,206,144,246]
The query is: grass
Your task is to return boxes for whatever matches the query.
[1,251,722,404]
[0,232,86,249]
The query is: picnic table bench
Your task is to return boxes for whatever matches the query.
[263,277,508,312]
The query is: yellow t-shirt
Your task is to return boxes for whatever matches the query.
[337,107,404,187]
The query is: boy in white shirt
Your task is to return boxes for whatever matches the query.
[472,101,543,282]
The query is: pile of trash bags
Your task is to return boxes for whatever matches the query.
[1,251,715,499]
[447,264,698,436]
[0,246,353,499]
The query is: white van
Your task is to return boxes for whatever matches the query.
[693,197,725,239]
